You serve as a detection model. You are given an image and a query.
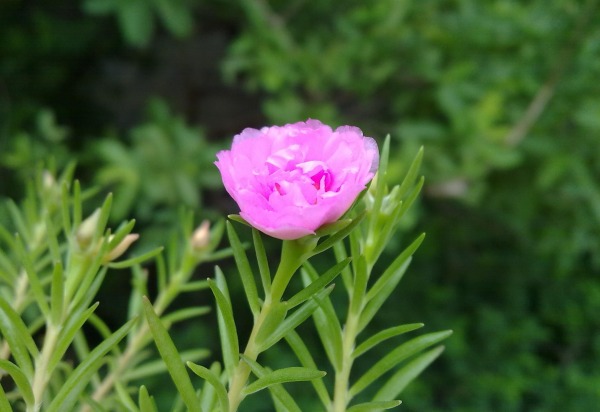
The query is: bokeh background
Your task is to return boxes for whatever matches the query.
[1,0,600,410]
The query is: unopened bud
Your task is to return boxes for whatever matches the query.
[191,220,211,251]
[76,209,101,249]
[104,233,139,262]
[42,171,56,191]
[381,185,401,216]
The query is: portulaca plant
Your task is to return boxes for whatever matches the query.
[0,120,450,411]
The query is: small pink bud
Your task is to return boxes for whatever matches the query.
[104,233,139,262]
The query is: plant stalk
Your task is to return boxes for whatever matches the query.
[331,304,361,411]
[227,240,308,411]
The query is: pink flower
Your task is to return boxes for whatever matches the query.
[215,119,379,240]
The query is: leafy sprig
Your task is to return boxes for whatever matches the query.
[144,138,450,411]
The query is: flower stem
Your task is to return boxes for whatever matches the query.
[30,324,61,412]
[226,306,268,412]
[331,302,361,412]
[227,239,309,412]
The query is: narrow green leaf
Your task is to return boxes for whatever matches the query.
[107,246,164,268]
[371,179,424,265]
[14,234,50,316]
[302,266,343,371]
[312,212,366,255]
[162,306,211,325]
[367,174,424,263]
[284,331,331,406]
[0,225,16,252]
[395,175,424,220]
[0,250,17,282]
[0,360,34,408]
[258,285,334,352]
[47,318,137,412]
[128,266,148,330]
[350,255,368,315]
[0,296,38,378]
[60,180,72,235]
[333,241,353,292]
[156,252,168,294]
[0,380,14,412]
[139,386,158,412]
[70,263,108,315]
[350,330,452,397]
[206,219,225,253]
[48,303,100,373]
[94,193,113,243]
[72,330,100,387]
[227,214,250,226]
[314,218,352,237]
[396,146,423,199]
[44,215,61,263]
[353,324,424,359]
[81,397,107,412]
[366,234,425,303]
[359,258,412,333]
[57,160,77,184]
[73,180,82,229]
[239,356,301,412]
[199,362,221,412]
[253,229,271,296]
[349,218,362,275]
[203,247,236,262]
[243,367,326,395]
[143,298,201,412]
[107,219,136,250]
[179,280,210,293]
[187,362,227,412]
[115,381,139,412]
[347,400,401,412]
[226,221,260,316]
[6,200,30,243]
[287,258,351,309]
[124,349,210,381]
[368,136,391,237]
[50,262,65,325]
[209,271,239,381]
[374,346,446,403]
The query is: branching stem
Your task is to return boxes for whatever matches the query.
[227,239,308,412]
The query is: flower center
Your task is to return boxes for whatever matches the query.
[263,146,334,204]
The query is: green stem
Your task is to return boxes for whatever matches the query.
[227,240,309,412]
[332,242,371,412]
[331,305,361,412]
[30,325,61,412]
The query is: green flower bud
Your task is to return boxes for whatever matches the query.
[76,209,101,250]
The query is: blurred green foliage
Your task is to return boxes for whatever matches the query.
[1,0,600,410]
[91,99,221,224]
[83,0,196,47]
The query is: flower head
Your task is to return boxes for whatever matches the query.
[216,119,378,239]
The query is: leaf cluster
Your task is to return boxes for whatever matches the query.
[0,167,226,410]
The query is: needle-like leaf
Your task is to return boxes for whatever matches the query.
[350,330,452,397]
[226,221,260,317]
[208,271,239,381]
[142,298,201,412]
